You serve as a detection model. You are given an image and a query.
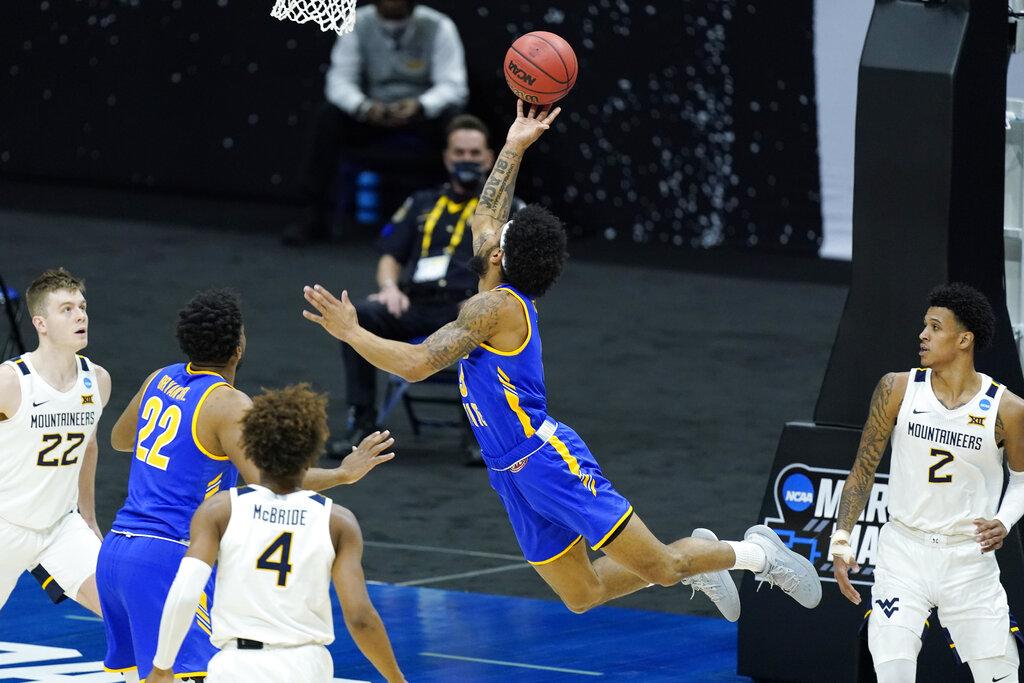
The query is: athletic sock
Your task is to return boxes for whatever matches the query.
[726,541,767,572]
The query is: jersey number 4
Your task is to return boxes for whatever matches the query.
[257,532,294,587]
[929,448,954,483]
[135,396,182,471]
[37,433,85,467]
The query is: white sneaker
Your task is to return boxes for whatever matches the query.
[680,528,741,622]
[744,524,822,609]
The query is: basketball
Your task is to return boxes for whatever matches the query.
[503,31,578,106]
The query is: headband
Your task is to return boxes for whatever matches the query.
[499,220,513,270]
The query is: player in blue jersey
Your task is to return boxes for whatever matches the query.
[97,290,396,683]
[302,101,821,624]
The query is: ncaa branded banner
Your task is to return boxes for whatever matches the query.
[764,463,888,586]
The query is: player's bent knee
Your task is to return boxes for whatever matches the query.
[874,657,916,683]
[559,592,599,614]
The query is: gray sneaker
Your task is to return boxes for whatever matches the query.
[744,524,822,609]
[680,528,741,622]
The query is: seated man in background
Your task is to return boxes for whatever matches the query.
[284,0,468,246]
[332,114,525,453]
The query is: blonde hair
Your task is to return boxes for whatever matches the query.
[26,268,85,316]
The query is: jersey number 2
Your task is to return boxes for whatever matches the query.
[135,396,182,471]
[257,532,294,587]
[928,448,954,483]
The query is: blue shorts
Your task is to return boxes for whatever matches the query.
[96,531,218,679]
[486,425,633,564]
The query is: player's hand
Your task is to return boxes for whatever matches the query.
[368,284,410,318]
[505,99,561,151]
[974,518,1008,553]
[829,532,861,604]
[338,430,396,485]
[303,285,358,341]
[147,668,174,683]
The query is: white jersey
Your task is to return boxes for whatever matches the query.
[0,354,102,530]
[888,368,1006,536]
[212,484,336,648]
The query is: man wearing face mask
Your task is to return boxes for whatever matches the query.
[330,115,525,453]
[283,0,469,246]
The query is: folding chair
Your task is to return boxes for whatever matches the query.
[377,337,481,464]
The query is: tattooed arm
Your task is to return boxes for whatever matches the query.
[836,372,907,532]
[303,285,507,382]
[831,371,906,605]
[471,100,562,249]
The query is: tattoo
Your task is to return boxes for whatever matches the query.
[422,293,505,371]
[474,148,522,250]
[836,373,897,532]
[996,410,1006,447]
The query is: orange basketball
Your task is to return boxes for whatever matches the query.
[503,31,578,106]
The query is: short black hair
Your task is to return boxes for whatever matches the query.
[175,289,243,365]
[501,204,568,298]
[242,384,328,480]
[446,114,490,145]
[928,282,995,350]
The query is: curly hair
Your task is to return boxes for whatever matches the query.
[26,268,85,316]
[242,384,328,480]
[501,204,568,298]
[928,282,995,350]
[175,289,243,365]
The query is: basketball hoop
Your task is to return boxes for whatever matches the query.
[271,0,356,36]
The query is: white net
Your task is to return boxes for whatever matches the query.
[271,0,357,36]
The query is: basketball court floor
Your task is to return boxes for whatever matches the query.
[0,572,743,682]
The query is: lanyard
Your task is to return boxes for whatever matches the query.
[421,195,478,258]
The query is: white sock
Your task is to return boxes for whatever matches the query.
[726,540,767,572]
[123,672,141,683]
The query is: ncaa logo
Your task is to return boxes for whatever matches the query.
[980,398,991,411]
[782,473,814,512]
[83,377,93,389]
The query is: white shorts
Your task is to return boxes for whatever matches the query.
[0,511,100,606]
[869,521,1011,664]
[208,642,333,683]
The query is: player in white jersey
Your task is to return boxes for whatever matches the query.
[830,283,1024,683]
[149,384,405,683]
[0,268,111,615]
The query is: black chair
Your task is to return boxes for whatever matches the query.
[377,337,481,464]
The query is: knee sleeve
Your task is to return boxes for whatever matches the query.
[967,632,1019,683]
[874,657,917,683]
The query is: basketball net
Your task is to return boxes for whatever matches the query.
[271,0,356,35]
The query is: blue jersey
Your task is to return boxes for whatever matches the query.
[459,285,549,465]
[111,363,238,541]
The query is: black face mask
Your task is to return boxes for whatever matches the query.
[450,161,485,190]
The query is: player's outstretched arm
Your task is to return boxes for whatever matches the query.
[207,386,395,490]
[471,100,561,245]
[148,493,229,683]
[977,392,1024,552]
[830,371,907,604]
[331,505,406,683]
[303,285,506,382]
[78,365,112,539]
[110,370,159,452]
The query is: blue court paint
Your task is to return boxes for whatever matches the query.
[0,573,749,682]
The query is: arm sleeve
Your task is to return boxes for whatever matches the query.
[152,557,213,670]
[375,195,418,263]
[996,467,1024,531]
[418,17,469,119]
[324,31,367,116]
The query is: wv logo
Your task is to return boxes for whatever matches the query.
[875,597,900,618]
